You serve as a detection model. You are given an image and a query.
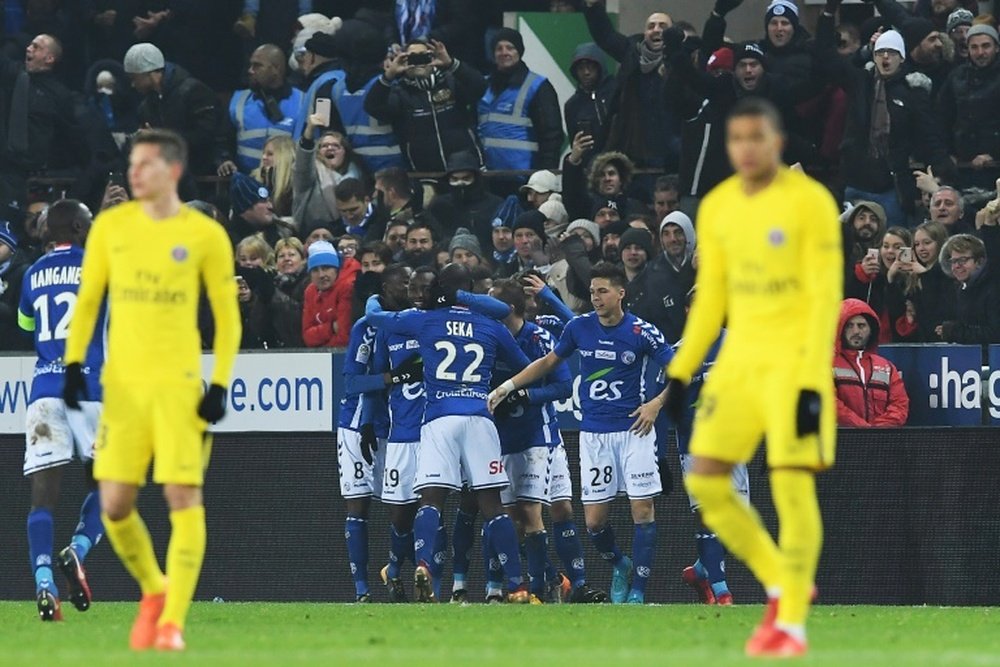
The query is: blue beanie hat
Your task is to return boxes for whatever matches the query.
[0,220,17,250]
[765,0,799,29]
[230,172,269,214]
[307,240,340,271]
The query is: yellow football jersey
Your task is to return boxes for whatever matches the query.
[669,167,843,388]
[65,201,240,387]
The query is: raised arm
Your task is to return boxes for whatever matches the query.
[582,0,632,64]
[487,350,561,412]
[458,290,511,319]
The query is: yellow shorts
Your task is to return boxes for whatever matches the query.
[94,380,212,486]
[689,362,836,471]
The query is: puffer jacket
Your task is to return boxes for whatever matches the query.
[834,299,909,427]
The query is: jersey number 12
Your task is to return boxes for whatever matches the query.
[33,292,77,342]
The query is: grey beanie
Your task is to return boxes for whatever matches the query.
[123,43,165,74]
[449,227,483,258]
[967,24,1000,45]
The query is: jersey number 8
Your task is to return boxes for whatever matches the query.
[434,341,485,382]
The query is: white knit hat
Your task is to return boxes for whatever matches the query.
[874,30,906,60]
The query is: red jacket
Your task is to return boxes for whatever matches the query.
[834,299,909,427]
[301,257,360,348]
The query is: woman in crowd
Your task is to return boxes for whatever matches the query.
[236,233,276,270]
[294,112,369,231]
[895,221,955,342]
[272,237,309,348]
[252,136,295,218]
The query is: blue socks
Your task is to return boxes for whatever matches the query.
[451,509,476,587]
[631,522,657,596]
[696,530,730,597]
[71,491,102,561]
[484,514,523,589]
[553,520,587,588]
[345,516,369,597]
[524,531,548,596]
[589,524,623,565]
[432,521,448,599]
[483,528,503,593]
[27,509,57,597]
[413,505,440,570]
[387,526,413,579]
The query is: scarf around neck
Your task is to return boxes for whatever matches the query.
[637,40,663,74]
[869,76,891,160]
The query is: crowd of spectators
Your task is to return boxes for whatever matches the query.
[2,0,1000,372]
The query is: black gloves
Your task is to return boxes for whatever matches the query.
[662,26,686,57]
[494,388,530,419]
[824,0,844,13]
[390,355,423,385]
[663,378,689,423]
[198,384,228,423]
[62,363,88,410]
[796,390,822,437]
[713,0,743,16]
[360,423,378,465]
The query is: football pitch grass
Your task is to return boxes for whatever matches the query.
[2,601,998,666]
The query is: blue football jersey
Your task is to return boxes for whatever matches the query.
[18,245,106,403]
[372,323,425,443]
[673,331,726,455]
[368,305,530,422]
[534,314,566,340]
[553,312,673,433]
[338,318,389,435]
[494,321,571,454]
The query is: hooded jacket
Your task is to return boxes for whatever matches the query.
[624,212,697,344]
[425,151,504,252]
[834,299,909,427]
[563,43,615,154]
[937,227,1000,343]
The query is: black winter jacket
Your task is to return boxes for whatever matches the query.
[365,60,486,172]
[939,58,1000,162]
[624,253,695,345]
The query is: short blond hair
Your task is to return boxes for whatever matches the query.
[236,233,275,269]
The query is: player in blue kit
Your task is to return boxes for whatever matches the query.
[367,266,432,602]
[366,263,533,602]
[490,263,674,604]
[16,200,107,621]
[674,329,748,606]
[490,278,574,602]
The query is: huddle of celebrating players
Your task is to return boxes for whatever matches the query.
[336,260,743,605]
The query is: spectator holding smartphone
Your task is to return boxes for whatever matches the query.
[896,221,955,342]
[564,43,614,159]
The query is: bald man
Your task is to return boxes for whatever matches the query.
[0,34,85,211]
[219,43,305,175]
[581,1,678,171]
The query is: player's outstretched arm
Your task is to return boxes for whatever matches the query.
[203,225,242,387]
[364,294,420,335]
[64,217,110,366]
[527,355,573,404]
[487,351,560,413]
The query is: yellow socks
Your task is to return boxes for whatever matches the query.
[159,505,206,630]
[685,472,782,591]
[102,510,166,596]
[771,469,822,629]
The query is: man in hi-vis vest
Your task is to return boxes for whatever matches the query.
[478,28,564,173]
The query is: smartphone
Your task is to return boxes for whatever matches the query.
[900,247,913,263]
[314,97,332,127]
[577,119,593,137]
[407,51,433,66]
[866,248,879,262]
[108,170,126,189]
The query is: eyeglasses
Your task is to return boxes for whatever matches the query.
[950,256,975,266]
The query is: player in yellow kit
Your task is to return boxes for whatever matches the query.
[63,130,241,651]
[663,99,842,658]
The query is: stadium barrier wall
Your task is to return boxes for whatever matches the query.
[5,345,1000,432]
[0,428,997,605]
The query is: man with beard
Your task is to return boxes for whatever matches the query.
[940,25,1000,189]
[600,219,627,263]
[582,1,679,171]
[841,201,887,302]
[834,299,909,427]
[218,44,304,176]
[478,29,563,171]
[818,20,952,225]
[366,38,486,172]
[426,151,502,252]
[401,220,440,269]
